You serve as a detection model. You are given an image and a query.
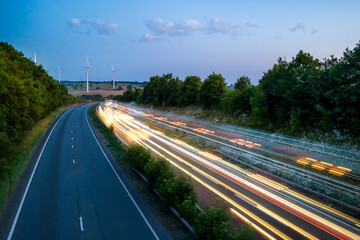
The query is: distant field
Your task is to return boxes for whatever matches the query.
[62,81,146,97]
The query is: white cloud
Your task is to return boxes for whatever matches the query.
[94,19,119,35]
[143,18,201,40]
[67,18,119,35]
[140,33,160,42]
[141,17,254,41]
[177,19,201,31]
[205,17,231,34]
[146,19,175,34]
[68,18,80,28]
[289,23,305,32]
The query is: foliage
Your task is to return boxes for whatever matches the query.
[199,72,227,108]
[194,206,240,240]
[113,88,143,102]
[178,75,202,107]
[144,157,174,186]
[126,145,151,171]
[234,76,251,91]
[0,42,77,175]
[141,73,181,106]
[79,94,104,101]
[220,86,255,115]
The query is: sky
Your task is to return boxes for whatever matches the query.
[1,0,360,85]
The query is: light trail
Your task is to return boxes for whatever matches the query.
[123,107,360,188]
[98,106,289,239]
[135,112,360,193]
[98,103,360,240]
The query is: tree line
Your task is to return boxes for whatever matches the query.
[115,42,360,135]
[0,42,78,174]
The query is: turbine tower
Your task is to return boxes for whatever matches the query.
[111,65,117,90]
[85,57,89,93]
[34,52,39,66]
[57,66,61,83]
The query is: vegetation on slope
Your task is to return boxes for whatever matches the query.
[0,42,80,210]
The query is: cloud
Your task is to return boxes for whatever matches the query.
[146,19,175,34]
[246,22,258,29]
[140,33,160,42]
[145,18,201,36]
[67,18,119,35]
[310,28,318,34]
[177,19,201,32]
[289,23,305,32]
[68,18,81,28]
[94,19,119,35]
[141,17,255,41]
[205,17,231,34]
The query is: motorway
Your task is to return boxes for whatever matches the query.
[0,104,169,240]
[98,101,360,240]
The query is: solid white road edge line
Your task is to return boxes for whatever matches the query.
[7,109,69,240]
[85,108,160,240]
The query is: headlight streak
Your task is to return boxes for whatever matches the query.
[98,106,288,240]
[99,104,360,240]
[128,110,360,193]
[105,110,318,240]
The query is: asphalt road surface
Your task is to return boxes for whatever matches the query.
[0,103,169,240]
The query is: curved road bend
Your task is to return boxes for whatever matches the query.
[0,103,169,240]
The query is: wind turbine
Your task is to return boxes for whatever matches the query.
[34,52,39,66]
[111,65,118,90]
[57,66,61,83]
[85,57,89,93]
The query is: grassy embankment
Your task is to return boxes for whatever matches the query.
[0,104,75,213]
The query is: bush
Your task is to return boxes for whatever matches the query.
[126,145,151,171]
[194,206,240,240]
[144,157,174,186]
[158,176,197,209]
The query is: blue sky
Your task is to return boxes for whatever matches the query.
[1,0,359,84]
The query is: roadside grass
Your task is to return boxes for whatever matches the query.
[88,105,193,240]
[0,104,75,213]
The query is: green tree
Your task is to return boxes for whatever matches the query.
[178,76,201,106]
[0,41,75,175]
[159,175,196,210]
[144,157,174,186]
[199,72,227,108]
[194,206,239,240]
[249,86,268,128]
[234,76,251,91]
[220,86,255,115]
[126,145,151,171]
